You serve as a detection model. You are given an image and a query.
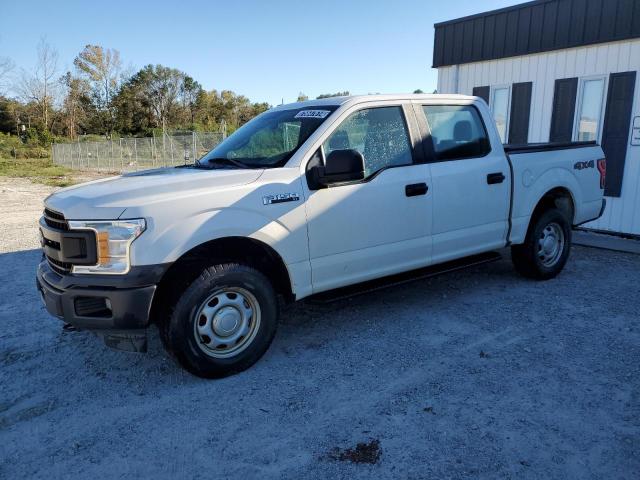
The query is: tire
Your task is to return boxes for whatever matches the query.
[161,263,278,378]
[511,208,572,280]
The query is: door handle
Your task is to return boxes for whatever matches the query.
[405,183,428,197]
[487,172,506,185]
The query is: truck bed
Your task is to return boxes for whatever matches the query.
[504,140,597,154]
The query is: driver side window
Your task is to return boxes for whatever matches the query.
[322,106,413,177]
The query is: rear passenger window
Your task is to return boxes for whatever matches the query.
[423,105,491,160]
[323,106,413,177]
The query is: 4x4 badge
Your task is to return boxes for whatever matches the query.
[262,193,300,205]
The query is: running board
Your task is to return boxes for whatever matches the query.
[307,251,502,304]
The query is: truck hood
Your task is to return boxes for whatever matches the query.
[45,167,264,220]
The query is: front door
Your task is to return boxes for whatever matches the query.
[303,104,432,293]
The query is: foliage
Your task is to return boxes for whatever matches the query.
[1,42,274,149]
[0,131,49,159]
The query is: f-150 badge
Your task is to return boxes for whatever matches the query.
[262,193,300,205]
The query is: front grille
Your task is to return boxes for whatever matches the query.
[43,208,68,231]
[41,208,97,276]
[46,255,72,275]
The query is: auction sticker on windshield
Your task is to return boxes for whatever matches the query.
[295,110,331,119]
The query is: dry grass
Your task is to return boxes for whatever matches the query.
[0,158,78,187]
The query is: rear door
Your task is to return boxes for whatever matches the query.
[414,102,510,263]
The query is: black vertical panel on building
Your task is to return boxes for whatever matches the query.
[584,0,603,43]
[549,78,578,143]
[472,86,490,105]
[505,10,519,57]
[472,17,485,59]
[601,71,636,197]
[615,0,634,37]
[508,82,533,144]
[541,1,558,50]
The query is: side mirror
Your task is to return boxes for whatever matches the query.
[318,149,365,186]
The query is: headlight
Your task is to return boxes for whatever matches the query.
[68,219,146,274]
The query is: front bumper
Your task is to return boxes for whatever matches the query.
[36,260,168,351]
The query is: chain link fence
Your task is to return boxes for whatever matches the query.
[51,132,225,173]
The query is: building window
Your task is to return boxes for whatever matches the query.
[490,86,510,143]
[574,77,606,142]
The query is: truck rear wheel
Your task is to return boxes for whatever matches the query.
[511,208,572,280]
[161,263,278,378]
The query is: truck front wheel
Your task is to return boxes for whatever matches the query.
[511,208,572,280]
[161,263,278,378]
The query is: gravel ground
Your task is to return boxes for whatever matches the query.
[0,177,639,479]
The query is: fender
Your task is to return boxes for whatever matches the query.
[129,206,312,299]
[510,167,580,244]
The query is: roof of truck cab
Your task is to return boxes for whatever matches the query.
[271,94,477,110]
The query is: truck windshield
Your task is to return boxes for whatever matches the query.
[199,107,337,168]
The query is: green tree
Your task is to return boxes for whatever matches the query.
[59,72,90,139]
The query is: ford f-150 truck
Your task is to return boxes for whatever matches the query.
[36,94,606,378]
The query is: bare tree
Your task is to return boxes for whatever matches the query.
[0,56,14,93]
[16,38,59,130]
[74,45,122,133]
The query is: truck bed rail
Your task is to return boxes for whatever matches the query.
[504,141,597,154]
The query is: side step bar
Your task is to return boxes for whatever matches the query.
[307,251,502,304]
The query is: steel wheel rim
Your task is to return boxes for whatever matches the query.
[193,287,261,358]
[537,222,565,267]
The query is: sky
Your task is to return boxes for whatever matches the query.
[0,0,519,106]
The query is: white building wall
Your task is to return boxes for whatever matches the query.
[437,39,640,236]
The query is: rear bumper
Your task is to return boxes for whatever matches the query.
[575,198,607,227]
[36,260,162,331]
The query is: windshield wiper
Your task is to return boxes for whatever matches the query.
[205,157,251,169]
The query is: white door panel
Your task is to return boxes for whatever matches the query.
[430,156,510,262]
[305,164,432,292]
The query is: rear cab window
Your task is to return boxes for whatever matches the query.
[422,105,491,161]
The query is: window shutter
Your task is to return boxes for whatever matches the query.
[472,86,490,105]
[508,82,532,144]
[601,71,636,197]
[549,78,578,142]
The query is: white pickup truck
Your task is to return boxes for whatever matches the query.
[37,94,606,378]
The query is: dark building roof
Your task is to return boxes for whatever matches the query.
[433,0,640,68]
